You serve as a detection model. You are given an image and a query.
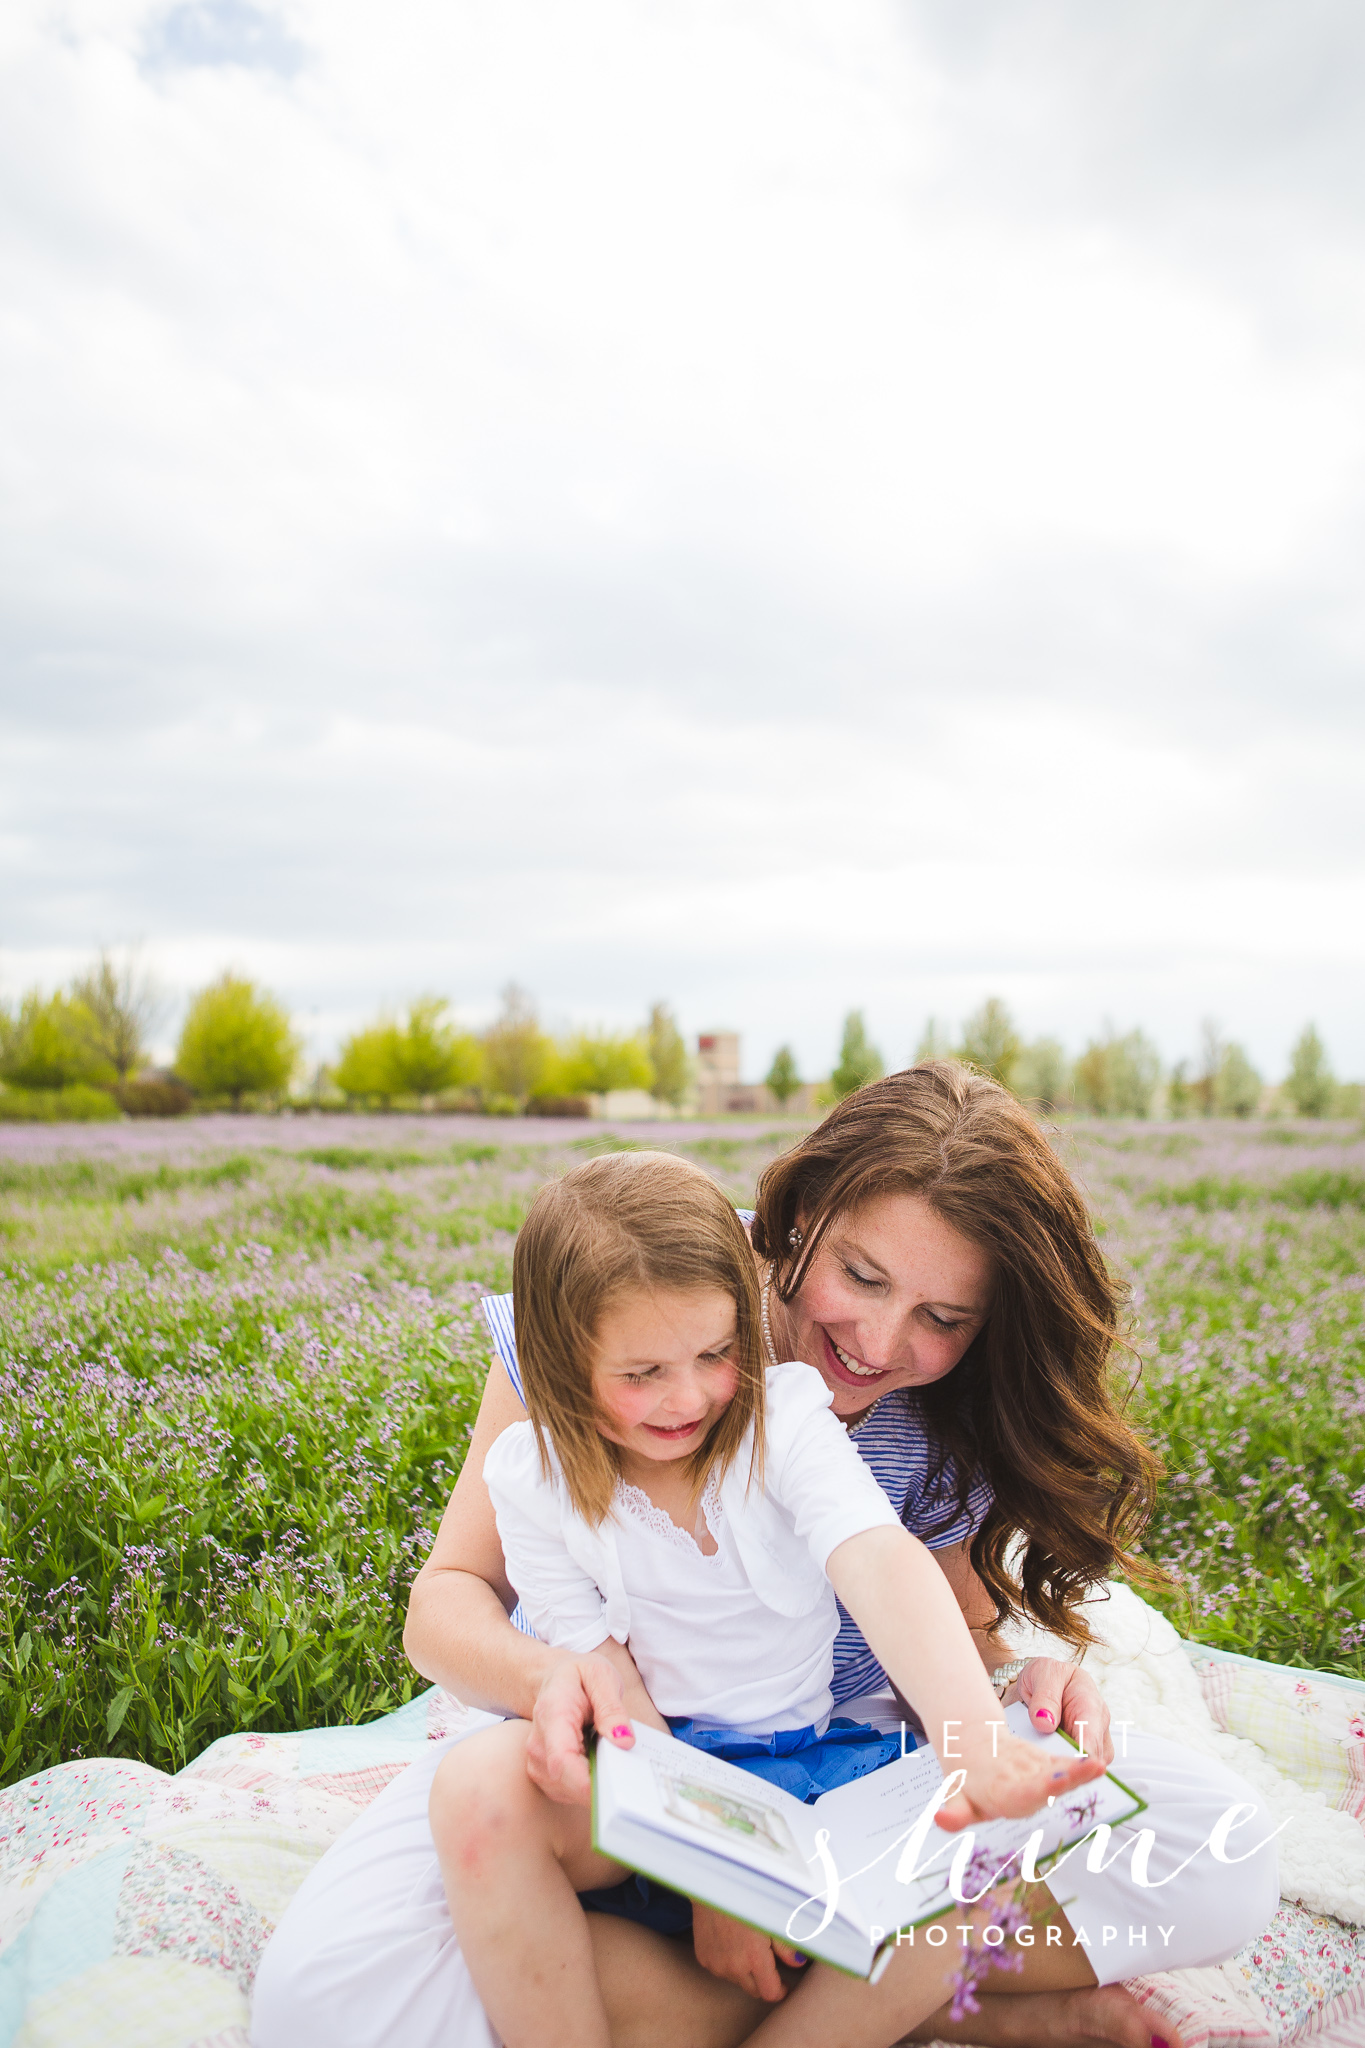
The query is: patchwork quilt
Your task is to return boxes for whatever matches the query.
[1,1600,1363,2048]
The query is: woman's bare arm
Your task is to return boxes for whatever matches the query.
[404,1354,558,1712]
[930,1538,1114,1763]
[403,1355,651,1797]
[929,1537,1013,1666]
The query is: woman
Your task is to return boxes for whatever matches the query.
[252,1065,1277,2048]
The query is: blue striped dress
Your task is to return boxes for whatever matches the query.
[479,1282,992,1707]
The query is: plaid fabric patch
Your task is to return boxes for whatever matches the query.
[1196,1660,1365,1824]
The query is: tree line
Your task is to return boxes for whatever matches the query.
[817,998,1355,1120]
[0,965,692,1118]
[0,957,1354,1120]
[330,986,691,1113]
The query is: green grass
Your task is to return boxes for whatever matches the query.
[1,1113,1361,1791]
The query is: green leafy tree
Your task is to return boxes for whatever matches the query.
[1013,1038,1072,1112]
[0,991,113,1090]
[957,998,1021,1091]
[646,1002,692,1107]
[765,1044,801,1106]
[69,950,167,1080]
[913,1018,953,1064]
[176,974,300,1108]
[558,1030,654,1098]
[390,997,483,1096]
[1072,1028,1161,1117]
[1192,1018,1223,1116]
[829,1011,883,1100]
[482,984,557,1101]
[332,1021,404,1104]
[1216,1042,1262,1118]
[1166,1061,1192,1118]
[1284,1024,1335,1117]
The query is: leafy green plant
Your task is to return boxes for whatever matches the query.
[646,1003,692,1107]
[0,1083,120,1123]
[176,974,300,1107]
[764,1045,801,1106]
[1072,1028,1160,1117]
[557,1030,653,1098]
[1284,1025,1335,1118]
[481,985,557,1102]
[332,1021,404,1104]
[69,951,168,1080]
[1013,1038,1071,1112]
[0,992,114,1091]
[956,998,1020,1091]
[827,1011,883,1101]
[298,1147,429,1172]
[115,1078,193,1118]
[1217,1042,1263,1118]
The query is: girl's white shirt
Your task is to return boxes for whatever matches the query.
[482,1359,902,1734]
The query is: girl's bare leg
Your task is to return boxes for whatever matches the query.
[430,1719,628,2048]
[589,1915,769,2048]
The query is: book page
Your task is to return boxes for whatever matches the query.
[595,1723,826,1888]
[810,1705,1145,1933]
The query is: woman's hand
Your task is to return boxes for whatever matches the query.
[691,1903,807,2002]
[524,1654,630,1806]
[1014,1656,1114,1767]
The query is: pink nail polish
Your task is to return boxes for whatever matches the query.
[1035,1708,1055,1725]
[1152,2037,1170,2047]
[611,1724,631,1739]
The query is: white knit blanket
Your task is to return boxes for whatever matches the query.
[1007,1582,1365,1926]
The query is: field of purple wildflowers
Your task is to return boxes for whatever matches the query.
[0,1114,1361,1791]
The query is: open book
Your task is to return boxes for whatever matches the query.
[592,1701,1145,1979]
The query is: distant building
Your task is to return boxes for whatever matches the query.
[695,1032,822,1118]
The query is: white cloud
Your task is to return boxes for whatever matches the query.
[1,0,1363,1079]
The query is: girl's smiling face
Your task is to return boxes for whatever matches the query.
[591,1285,740,1475]
[771,1192,994,1421]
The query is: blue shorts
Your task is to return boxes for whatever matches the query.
[579,1715,906,1938]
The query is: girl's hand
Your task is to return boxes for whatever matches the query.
[691,1902,807,2001]
[936,1731,1105,1833]
[1014,1657,1114,1767]
[525,1654,631,1806]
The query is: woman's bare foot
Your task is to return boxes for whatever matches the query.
[898,1982,1184,2048]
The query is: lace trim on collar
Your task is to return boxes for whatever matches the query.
[614,1473,724,1558]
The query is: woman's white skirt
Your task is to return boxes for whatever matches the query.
[249,1723,1279,2048]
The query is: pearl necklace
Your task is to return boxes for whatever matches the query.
[759,1260,780,1368]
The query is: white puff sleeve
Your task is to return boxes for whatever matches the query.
[482,1422,618,1654]
[763,1361,903,1570]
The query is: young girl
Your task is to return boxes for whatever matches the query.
[429,1151,1100,2048]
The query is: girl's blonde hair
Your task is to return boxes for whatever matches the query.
[512,1151,765,1525]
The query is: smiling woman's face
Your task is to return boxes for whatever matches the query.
[770,1191,994,1420]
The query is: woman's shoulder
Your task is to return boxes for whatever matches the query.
[480,1292,524,1404]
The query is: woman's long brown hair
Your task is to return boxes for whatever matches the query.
[751,1062,1162,1647]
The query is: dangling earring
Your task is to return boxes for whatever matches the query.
[787,1226,803,1251]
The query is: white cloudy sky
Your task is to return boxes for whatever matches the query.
[2,0,1363,1081]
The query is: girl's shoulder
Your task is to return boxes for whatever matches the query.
[760,1358,845,1460]
[764,1356,835,1416]
[481,1414,541,1491]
